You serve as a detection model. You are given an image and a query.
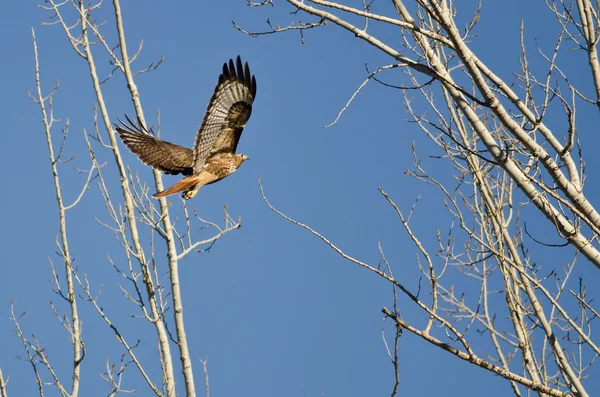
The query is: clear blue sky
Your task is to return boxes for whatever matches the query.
[1,1,598,396]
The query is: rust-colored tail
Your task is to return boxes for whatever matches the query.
[153,175,199,199]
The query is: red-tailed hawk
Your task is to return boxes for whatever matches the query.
[115,56,257,199]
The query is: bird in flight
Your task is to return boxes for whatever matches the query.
[115,56,257,199]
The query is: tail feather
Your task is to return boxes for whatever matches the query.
[153,175,200,198]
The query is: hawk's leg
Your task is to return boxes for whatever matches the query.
[182,184,200,200]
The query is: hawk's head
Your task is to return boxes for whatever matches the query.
[234,153,249,168]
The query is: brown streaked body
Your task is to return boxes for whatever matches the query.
[114,56,257,199]
[155,153,249,199]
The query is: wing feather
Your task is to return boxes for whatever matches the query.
[192,56,257,172]
[115,118,194,176]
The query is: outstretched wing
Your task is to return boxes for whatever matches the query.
[115,117,194,176]
[193,56,257,172]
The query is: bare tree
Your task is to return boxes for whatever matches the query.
[6,1,242,396]
[239,1,600,396]
[6,1,599,396]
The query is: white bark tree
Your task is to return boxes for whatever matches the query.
[237,1,600,396]
[3,1,599,396]
[5,2,241,396]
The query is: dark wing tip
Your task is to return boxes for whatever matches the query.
[220,56,256,98]
[222,62,231,80]
[229,58,236,80]
[113,119,124,131]
[114,116,135,138]
[236,56,244,83]
[234,56,257,99]
[115,114,153,136]
[243,61,253,94]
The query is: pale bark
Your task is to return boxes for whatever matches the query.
[245,1,599,395]
[77,4,177,393]
[111,1,195,394]
[0,369,8,397]
[31,28,83,397]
